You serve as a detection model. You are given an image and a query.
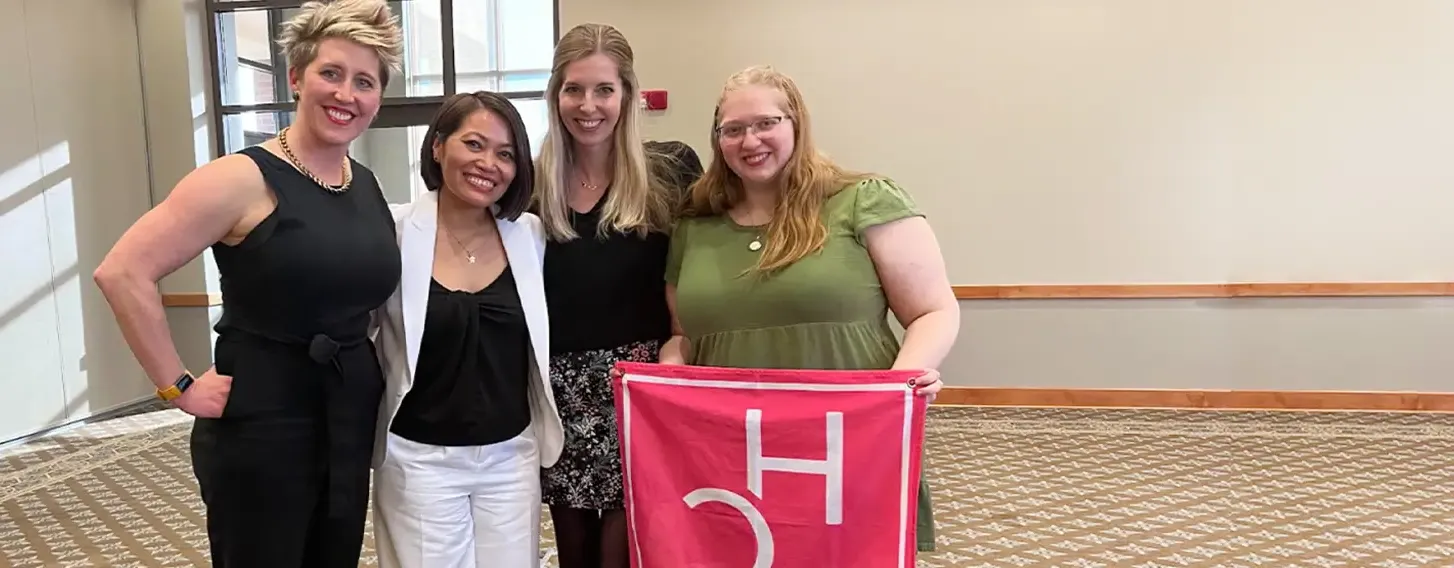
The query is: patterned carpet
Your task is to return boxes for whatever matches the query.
[2,405,1453,567]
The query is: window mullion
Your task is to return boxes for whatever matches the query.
[441,0,457,96]
[491,0,506,93]
[266,8,294,130]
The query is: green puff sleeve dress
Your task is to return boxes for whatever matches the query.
[665,177,937,552]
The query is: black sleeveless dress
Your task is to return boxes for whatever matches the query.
[189,146,400,568]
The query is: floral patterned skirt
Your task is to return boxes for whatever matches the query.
[540,339,661,510]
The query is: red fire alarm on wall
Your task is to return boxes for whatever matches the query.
[641,89,668,111]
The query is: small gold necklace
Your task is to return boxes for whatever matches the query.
[576,169,606,192]
[278,127,351,193]
[441,223,481,264]
[732,209,769,251]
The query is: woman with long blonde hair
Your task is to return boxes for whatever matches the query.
[660,65,959,554]
[533,23,702,568]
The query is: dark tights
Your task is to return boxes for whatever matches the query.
[551,506,629,568]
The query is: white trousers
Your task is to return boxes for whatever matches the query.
[373,429,542,568]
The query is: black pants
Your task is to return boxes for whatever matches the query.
[190,332,384,568]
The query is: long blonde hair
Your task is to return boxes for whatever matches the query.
[683,65,870,273]
[534,23,674,241]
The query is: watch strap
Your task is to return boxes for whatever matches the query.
[156,371,195,402]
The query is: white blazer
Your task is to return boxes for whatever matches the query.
[370,190,564,469]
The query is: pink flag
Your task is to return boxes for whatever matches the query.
[612,362,928,568]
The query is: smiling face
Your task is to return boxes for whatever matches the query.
[289,37,384,146]
[433,108,518,209]
[556,52,624,150]
[715,85,796,187]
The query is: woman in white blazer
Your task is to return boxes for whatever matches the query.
[369,91,565,568]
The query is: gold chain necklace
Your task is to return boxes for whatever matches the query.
[278,127,352,193]
[576,168,605,192]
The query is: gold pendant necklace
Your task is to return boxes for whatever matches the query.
[732,209,768,251]
[442,223,478,263]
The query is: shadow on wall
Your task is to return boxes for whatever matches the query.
[0,0,157,443]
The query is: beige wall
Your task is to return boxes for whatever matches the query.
[0,0,229,443]
[561,0,1454,392]
[0,0,176,442]
[3,0,1450,445]
[135,0,227,382]
[0,0,515,442]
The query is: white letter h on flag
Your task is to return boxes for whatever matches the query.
[745,409,844,525]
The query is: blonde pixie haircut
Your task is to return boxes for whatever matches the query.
[276,0,404,89]
[684,65,871,273]
[534,23,675,241]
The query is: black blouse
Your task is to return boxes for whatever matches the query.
[542,143,705,356]
[390,267,532,447]
[543,200,674,355]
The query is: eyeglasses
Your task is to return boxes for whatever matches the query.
[715,115,786,140]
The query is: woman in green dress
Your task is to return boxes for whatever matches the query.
[658,65,960,553]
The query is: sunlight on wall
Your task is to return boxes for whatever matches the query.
[0,142,71,442]
[0,143,66,202]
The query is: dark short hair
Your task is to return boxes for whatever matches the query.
[419,91,534,221]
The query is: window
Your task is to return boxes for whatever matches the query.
[205,0,557,202]
[394,0,555,198]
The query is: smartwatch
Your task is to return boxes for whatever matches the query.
[156,371,195,402]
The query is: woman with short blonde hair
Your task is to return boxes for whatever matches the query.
[662,65,959,554]
[93,1,403,566]
[533,22,702,568]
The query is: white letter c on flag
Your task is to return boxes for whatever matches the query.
[682,488,775,567]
